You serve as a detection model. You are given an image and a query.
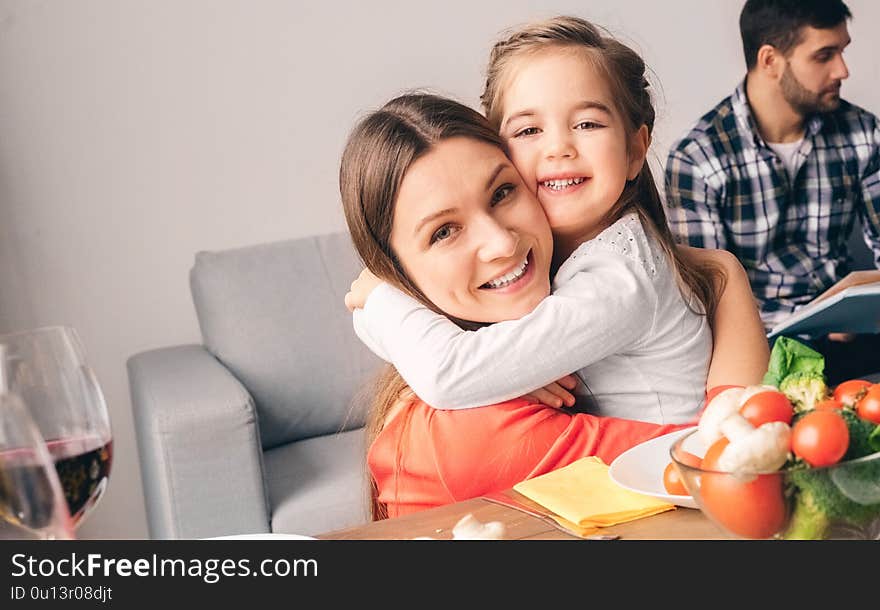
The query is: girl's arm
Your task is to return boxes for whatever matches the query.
[682,246,769,388]
[351,292,577,408]
[354,250,656,410]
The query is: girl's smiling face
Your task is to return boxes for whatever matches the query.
[389,136,553,324]
[498,47,646,247]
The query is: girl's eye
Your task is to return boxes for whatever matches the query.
[513,127,540,138]
[575,120,602,130]
[430,224,459,245]
[491,184,516,206]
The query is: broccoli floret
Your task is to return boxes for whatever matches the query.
[783,410,880,539]
[779,372,829,412]
[840,408,880,459]
[783,474,831,540]
[783,464,880,539]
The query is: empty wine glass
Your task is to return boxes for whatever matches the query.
[0,381,75,540]
[0,326,113,530]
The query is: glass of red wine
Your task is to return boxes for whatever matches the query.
[0,384,75,540]
[0,326,112,531]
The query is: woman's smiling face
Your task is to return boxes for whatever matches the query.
[389,136,553,324]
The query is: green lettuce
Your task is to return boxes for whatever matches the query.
[762,336,826,388]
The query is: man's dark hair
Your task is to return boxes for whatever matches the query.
[740,0,851,70]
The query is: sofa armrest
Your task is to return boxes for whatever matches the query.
[127,344,270,539]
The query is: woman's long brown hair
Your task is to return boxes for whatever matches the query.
[339,93,508,520]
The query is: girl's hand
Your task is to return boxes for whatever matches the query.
[344,268,384,312]
[521,374,578,408]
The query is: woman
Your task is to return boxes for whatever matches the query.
[339,93,764,519]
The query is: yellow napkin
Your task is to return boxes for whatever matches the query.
[539,508,602,538]
[513,457,675,533]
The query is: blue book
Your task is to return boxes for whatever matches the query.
[767,278,880,340]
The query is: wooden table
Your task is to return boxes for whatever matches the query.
[318,489,732,540]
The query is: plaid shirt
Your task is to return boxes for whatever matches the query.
[665,80,880,330]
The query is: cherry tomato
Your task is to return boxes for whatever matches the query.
[739,390,794,427]
[856,384,880,424]
[663,462,687,495]
[791,410,849,467]
[681,451,703,468]
[815,398,844,411]
[663,451,701,496]
[700,437,728,470]
[833,379,872,407]
[699,438,787,539]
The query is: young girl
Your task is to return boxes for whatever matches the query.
[346,16,768,425]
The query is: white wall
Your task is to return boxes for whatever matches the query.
[1,0,877,539]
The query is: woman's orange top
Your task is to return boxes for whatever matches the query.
[368,397,699,518]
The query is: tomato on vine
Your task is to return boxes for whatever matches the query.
[856,384,880,424]
[699,438,787,539]
[832,379,872,407]
[791,410,849,467]
[814,398,844,411]
[739,390,794,426]
[663,451,701,495]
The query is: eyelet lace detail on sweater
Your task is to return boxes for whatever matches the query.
[562,213,665,277]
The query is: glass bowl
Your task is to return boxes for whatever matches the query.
[670,429,880,540]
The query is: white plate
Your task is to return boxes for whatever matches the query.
[204,533,317,540]
[608,426,704,509]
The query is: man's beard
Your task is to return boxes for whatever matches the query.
[780,63,841,115]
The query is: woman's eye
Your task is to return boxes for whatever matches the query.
[491,184,516,206]
[513,127,540,138]
[430,224,458,244]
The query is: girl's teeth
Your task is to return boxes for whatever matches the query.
[543,177,585,190]
[485,258,529,289]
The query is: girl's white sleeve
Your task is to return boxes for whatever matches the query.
[352,306,391,362]
[354,251,658,409]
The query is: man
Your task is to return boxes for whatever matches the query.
[665,0,880,385]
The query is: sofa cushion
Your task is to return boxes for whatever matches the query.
[263,427,371,535]
[190,231,383,448]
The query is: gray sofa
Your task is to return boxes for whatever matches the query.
[127,231,383,539]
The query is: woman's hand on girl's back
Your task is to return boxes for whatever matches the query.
[345,267,384,312]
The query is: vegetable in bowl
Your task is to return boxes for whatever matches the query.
[784,407,880,539]
[674,336,880,540]
[763,336,829,412]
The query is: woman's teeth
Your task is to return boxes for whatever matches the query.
[542,177,585,191]
[483,257,529,289]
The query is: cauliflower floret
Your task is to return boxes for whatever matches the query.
[698,387,745,445]
[716,414,792,476]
